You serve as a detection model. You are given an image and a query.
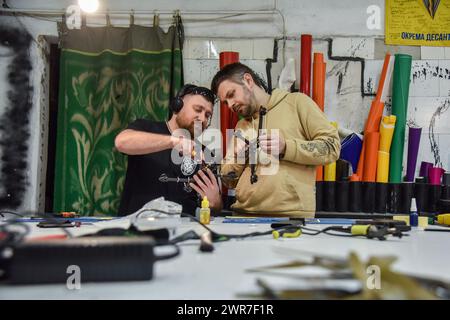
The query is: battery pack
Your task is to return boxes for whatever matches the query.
[7,236,156,285]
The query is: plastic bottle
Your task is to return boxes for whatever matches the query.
[410,198,418,227]
[199,196,210,225]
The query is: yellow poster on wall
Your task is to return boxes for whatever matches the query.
[385,0,450,47]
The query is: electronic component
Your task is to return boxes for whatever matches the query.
[4,236,178,284]
[354,219,411,232]
[36,220,75,228]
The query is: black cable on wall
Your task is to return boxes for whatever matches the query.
[0,23,33,209]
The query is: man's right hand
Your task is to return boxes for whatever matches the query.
[171,135,195,157]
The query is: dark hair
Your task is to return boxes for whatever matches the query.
[210,63,268,95]
[170,84,216,113]
[181,84,216,105]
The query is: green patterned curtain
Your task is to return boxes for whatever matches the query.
[53,21,183,216]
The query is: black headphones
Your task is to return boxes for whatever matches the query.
[170,84,216,113]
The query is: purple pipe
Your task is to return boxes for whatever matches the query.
[405,126,422,182]
[419,161,433,179]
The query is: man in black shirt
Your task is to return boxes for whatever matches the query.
[115,84,222,216]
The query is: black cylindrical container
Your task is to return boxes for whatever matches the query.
[336,160,350,182]
[315,181,324,212]
[362,182,376,213]
[415,176,426,184]
[441,185,450,200]
[349,181,362,212]
[439,199,450,213]
[388,183,401,214]
[414,179,428,215]
[323,181,336,212]
[427,184,441,214]
[400,182,415,214]
[443,172,450,186]
[336,181,349,212]
[375,182,388,213]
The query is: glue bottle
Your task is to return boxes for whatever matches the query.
[199,196,210,225]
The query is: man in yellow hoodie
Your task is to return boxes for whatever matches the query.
[211,63,340,218]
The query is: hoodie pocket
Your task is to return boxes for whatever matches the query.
[283,174,304,211]
[234,168,252,202]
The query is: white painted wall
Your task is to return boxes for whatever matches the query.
[8,0,385,36]
[1,0,449,213]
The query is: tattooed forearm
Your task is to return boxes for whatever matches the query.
[300,138,336,158]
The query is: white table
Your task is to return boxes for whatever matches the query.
[1,217,449,299]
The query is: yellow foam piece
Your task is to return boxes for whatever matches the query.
[351,225,370,236]
[437,214,450,226]
[393,215,410,226]
[418,216,428,228]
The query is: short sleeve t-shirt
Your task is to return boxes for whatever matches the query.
[118,119,201,216]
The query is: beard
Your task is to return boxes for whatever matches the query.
[239,105,254,118]
[239,87,258,118]
[176,115,205,138]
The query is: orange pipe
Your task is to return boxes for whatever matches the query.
[375,53,392,103]
[355,143,365,180]
[313,53,326,181]
[316,166,324,181]
[356,54,392,180]
[363,132,380,182]
[364,100,385,134]
[312,53,325,111]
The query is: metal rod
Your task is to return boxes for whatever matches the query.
[0,8,278,16]
[250,106,267,184]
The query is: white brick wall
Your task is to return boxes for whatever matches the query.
[421,47,446,60]
[183,36,450,175]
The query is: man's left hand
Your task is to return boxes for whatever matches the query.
[189,168,222,212]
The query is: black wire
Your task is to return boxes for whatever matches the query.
[179,212,303,241]
[0,210,25,218]
[301,226,356,237]
[154,245,181,261]
[134,208,387,243]
[137,210,279,242]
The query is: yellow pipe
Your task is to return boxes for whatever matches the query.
[379,115,396,153]
[376,151,390,183]
[324,122,338,181]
